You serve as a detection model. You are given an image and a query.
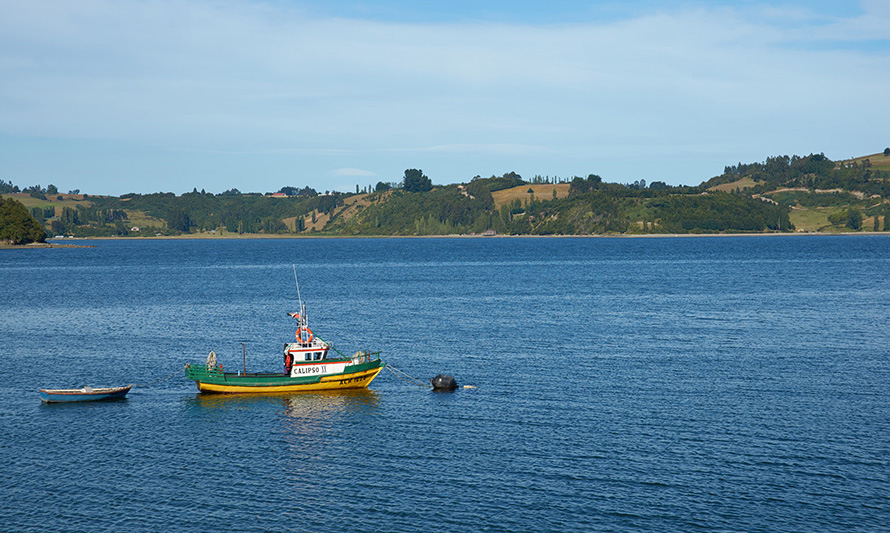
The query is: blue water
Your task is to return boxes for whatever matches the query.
[1,236,888,531]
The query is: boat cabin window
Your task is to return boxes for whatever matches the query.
[314,352,322,360]
[304,353,312,361]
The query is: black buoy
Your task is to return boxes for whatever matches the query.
[431,374,458,391]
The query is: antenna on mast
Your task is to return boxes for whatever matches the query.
[292,265,305,320]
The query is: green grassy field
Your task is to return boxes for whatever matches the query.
[843,151,890,171]
[1,193,93,214]
[707,176,758,192]
[788,207,888,233]
[491,184,570,209]
[789,207,835,231]
[123,210,165,231]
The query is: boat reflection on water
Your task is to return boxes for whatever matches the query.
[186,388,380,437]
[281,388,380,436]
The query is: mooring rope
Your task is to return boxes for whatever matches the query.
[294,333,444,390]
[315,335,348,358]
[134,367,184,388]
[386,364,429,388]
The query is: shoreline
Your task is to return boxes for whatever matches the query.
[0,242,94,249]
[44,231,889,242]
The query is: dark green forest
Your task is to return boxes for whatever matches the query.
[0,197,47,244]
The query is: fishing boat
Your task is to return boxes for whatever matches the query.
[185,302,385,394]
[39,385,133,403]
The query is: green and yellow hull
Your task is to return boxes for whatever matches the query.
[185,358,385,394]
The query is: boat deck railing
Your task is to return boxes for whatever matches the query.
[348,351,381,364]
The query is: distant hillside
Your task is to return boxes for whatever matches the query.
[702,151,890,232]
[321,174,791,235]
[3,150,889,237]
[0,187,345,237]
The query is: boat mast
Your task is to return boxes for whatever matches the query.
[293,264,306,328]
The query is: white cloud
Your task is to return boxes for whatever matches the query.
[331,168,377,177]
[419,144,553,155]
[0,0,888,193]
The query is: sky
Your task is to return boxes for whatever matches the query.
[1,0,888,195]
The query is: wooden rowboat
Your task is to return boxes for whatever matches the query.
[39,385,133,403]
